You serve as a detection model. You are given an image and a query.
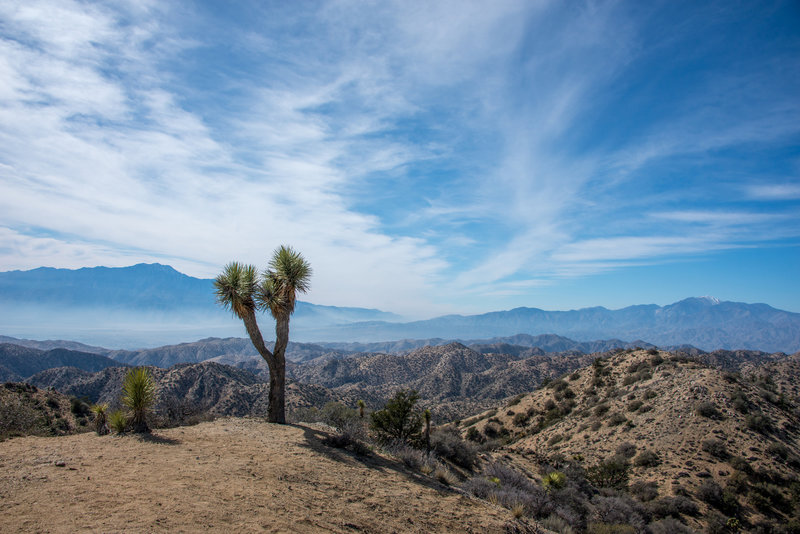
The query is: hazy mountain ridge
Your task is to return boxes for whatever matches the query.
[1,264,798,352]
[323,297,800,352]
[0,343,123,382]
[0,264,401,347]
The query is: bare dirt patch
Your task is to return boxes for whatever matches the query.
[0,418,514,533]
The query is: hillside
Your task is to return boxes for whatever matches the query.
[0,343,122,382]
[289,342,600,420]
[459,349,800,532]
[0,382,93,439]
[106,337,352,367]
[26,361,359,426]
[0,418,515,533]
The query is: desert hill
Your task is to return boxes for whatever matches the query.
[106,337,352,367]
[460,349,800,532]
[0,382,93,438]
[25,361,359,426]
[0,343,122,382]
[288,342,601,420]
[0,418,516,533]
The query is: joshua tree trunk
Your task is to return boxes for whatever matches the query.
[270,315,289,424]
[241,309,286,424]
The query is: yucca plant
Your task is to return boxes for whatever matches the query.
[122,367,155,433]
[91,403,109,435]
[109,409,127,434]
[357,399,366,419]
[542,471,566,490]
[215,245,311,424]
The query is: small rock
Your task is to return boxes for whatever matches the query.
[54,460,66,467]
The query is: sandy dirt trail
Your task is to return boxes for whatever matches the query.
[0,418,516,533]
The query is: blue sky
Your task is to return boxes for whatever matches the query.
[0,0,798,316]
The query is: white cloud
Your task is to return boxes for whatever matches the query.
[0,0,798,317]
[746,184,800,201]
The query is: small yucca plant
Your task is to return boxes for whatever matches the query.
[542,471,566,490]
[91,403,109,435]
[122,367,156,433]
[109,409,127,434]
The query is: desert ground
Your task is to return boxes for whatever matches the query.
[0,418,517,533]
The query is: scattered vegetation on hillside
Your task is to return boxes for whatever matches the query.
[455,349,800,533]
[0,382,92,439]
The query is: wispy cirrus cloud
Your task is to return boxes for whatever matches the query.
[1,0,798,316]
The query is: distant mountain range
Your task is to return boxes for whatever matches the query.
[1,264,799,352]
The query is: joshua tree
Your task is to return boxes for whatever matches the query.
[215,245,311,424]
[122,367,155,433]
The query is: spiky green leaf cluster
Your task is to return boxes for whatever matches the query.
[215,246,312,320]
[214,262,258,319]
[122,367,155,433]
[109,409,127,434]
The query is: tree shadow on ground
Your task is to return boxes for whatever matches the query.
[134,432,180,445]
[292,423,463,494]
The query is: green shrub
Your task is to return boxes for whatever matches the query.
[322,430,371,456]
[647,495,698,519]
[0,394,43,437]
[701,438,729,460]
[70,397,91,416]
[466,426,481,442]
[727,456,753,476]
[746,413,772,433]
[627,400,643,412]
[320,401,359,429]
[507,394,524,407]
[726,470,750,494]
[431,427,478,470]
[629,480,659,502]
[696,480,723,507]
[594,404,610,417]
[512,412,529,427]
[370,389,423,444]
[634,449,660,467]
[587,455,629,490]
[730,390,749,413]
[607,412,627,427]
[695,401,720,418]
[616,442,637,459]
[766,441,789,461]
